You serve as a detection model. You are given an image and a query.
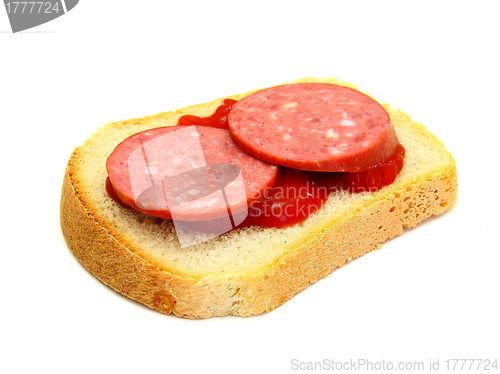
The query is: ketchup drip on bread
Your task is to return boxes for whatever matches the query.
[177,99,237,130]
[106,84,405,229]
[242,145,404,228]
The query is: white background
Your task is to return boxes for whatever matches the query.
[1,1,499,373]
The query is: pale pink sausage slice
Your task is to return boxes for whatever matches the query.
[228,83,399,172]
[106,125,278,221]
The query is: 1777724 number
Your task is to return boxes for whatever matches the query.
[5,2,60,14]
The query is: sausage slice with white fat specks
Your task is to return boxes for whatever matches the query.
[228,83,399,172]
[106,125,278,221]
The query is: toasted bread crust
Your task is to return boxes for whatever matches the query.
[60,79,458,318]
[61,162,214,318]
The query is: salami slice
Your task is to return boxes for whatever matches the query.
[228,83,399,172]
[106,125,278,221]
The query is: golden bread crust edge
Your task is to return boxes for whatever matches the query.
[61,156,457,318]
[60,82,458,319]
[243,163,457,316]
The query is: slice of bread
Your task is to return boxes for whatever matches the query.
[60,77,458,319]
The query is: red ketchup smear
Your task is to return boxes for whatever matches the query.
[177,99,237,130]
[106,99,405,229]
[239,145,404,228]
[242,167,344,228]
